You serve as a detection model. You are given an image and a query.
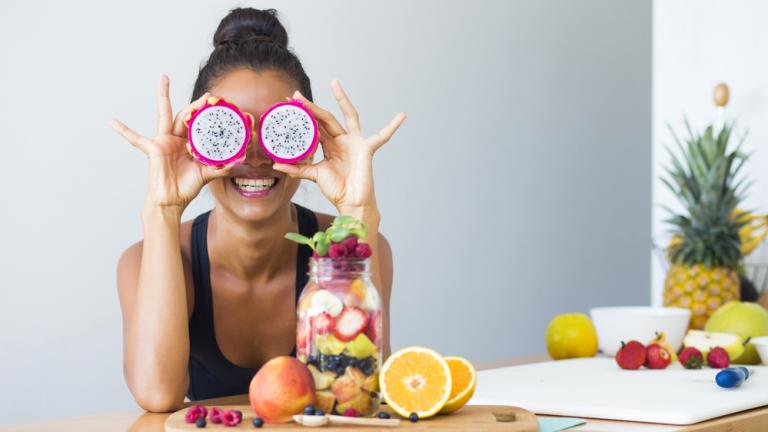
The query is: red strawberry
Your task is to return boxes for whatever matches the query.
[367,310,382,345]
[679,347,704,369]
[354,243,373,258]
[615,340,646,370]
[707,346,730,369]
[312,312,335,335]
[644,343,671,369]
[333,307,369,342]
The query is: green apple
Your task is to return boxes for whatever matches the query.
[705,301,768,364]
[683,330,744,362]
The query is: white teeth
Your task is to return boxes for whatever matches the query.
[233,177,276,192]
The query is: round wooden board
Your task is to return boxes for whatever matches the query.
[165,404,538,431]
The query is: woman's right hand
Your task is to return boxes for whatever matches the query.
[109,75,232,212]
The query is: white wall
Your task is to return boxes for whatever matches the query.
[652,0,768,304]
[0,0,651,425]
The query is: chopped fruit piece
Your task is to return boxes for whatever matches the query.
[308,364,337,391]
[615,341,646,370]
[439,356,477,414]
[707,347,730,368]
[379,346,452,419]
[644,344,671,369]
[334,307,369,342]
[316,334,347,356]
[679,347,704,369]
[310,289,344,317]
[344,279,367,307]
[314,390,336,415]
[683,330,745,363]
[362,372,380,392]
[367,310,382,346]
[354,243,373,258]
[335,392,374,416]
[331,366,366,403]
[296,318,311,358]
[312,312,335,335]
[345,333,377,359]
[342,408,359,417]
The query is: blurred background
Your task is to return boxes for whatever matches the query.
[3,0,764,426]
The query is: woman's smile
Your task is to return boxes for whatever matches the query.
[230,175,280,198]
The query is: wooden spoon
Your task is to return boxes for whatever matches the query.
[292,414,401,427]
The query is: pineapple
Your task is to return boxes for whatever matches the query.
[662,122,747,329]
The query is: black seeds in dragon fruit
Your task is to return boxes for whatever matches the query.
[186,98,251,167]
[259,100,318,164]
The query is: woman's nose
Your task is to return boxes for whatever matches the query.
[246,132,272,163]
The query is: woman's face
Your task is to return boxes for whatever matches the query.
[206,68,307,222]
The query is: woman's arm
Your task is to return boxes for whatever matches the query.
[111,76,234,411]
[273,80,405,359]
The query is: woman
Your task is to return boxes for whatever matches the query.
[110,8,405,412]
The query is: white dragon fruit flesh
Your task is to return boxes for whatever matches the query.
[185,97,253,167]
[258,99,318,164]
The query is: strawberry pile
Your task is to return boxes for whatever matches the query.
[615,341,732,370]
[285,215,372,259]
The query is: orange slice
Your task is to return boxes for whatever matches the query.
[439,356,477,414]
[379,346,452,419]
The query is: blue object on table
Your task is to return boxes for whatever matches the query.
[716,367,754,388]
[538,417,587,432]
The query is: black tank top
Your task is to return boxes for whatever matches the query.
[187,204,318,400]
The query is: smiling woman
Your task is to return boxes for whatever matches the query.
[108,7,405,412]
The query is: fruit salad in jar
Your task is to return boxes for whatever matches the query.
[286,216,383,417]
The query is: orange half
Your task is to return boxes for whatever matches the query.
[439,356,477,414]
[379,346,452,419]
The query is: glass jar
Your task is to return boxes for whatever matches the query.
[296,257,383,417]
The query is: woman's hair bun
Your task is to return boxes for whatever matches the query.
[213,8,288,48]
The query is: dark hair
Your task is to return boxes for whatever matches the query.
[191,8,313,103]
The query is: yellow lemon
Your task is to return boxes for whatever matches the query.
[546,313,598,360]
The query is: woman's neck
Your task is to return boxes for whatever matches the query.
[207,204,298,282]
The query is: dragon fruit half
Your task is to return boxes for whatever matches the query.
[185,97,253,167]
[258,99,318,164]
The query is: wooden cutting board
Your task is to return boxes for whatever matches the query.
[165,404,538,431]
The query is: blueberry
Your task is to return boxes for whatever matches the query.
[409,413,419,422]
[315,409,325,416]
[304,405,316,415]
[252,417,264,428]
[195,417,206,428]
[336,365,346,374]
[378,412,391,419]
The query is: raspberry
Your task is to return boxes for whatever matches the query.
[185,405,208,423]
[341,236,359,252]
[354,243,372,258]
[222,410,241,427]
[328,243,348,258]
[342,408,359,417]
[209,407,223,424]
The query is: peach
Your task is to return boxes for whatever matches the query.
[249,356,316,423]
[314,390,336,414]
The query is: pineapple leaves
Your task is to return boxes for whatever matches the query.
[661,120,748,269]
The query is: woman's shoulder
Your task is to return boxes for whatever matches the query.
[117,218,197,267]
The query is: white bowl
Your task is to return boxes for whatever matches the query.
[589,306,691,356]
[751,336,768,365]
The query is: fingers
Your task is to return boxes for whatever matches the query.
[172,92,212,137]
[292,90,346,138]
[109,118,151,153]
[330,79,361,135]
[273,162,320,183]
[369,112,406,151]
[201,163,234,182]
[157,75,173,135]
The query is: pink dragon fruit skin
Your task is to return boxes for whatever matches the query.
[258,99,319,164]
[184,96,254,167]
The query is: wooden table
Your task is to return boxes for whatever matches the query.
[5,356,767,432]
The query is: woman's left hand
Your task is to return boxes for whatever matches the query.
[272,80,406,215]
